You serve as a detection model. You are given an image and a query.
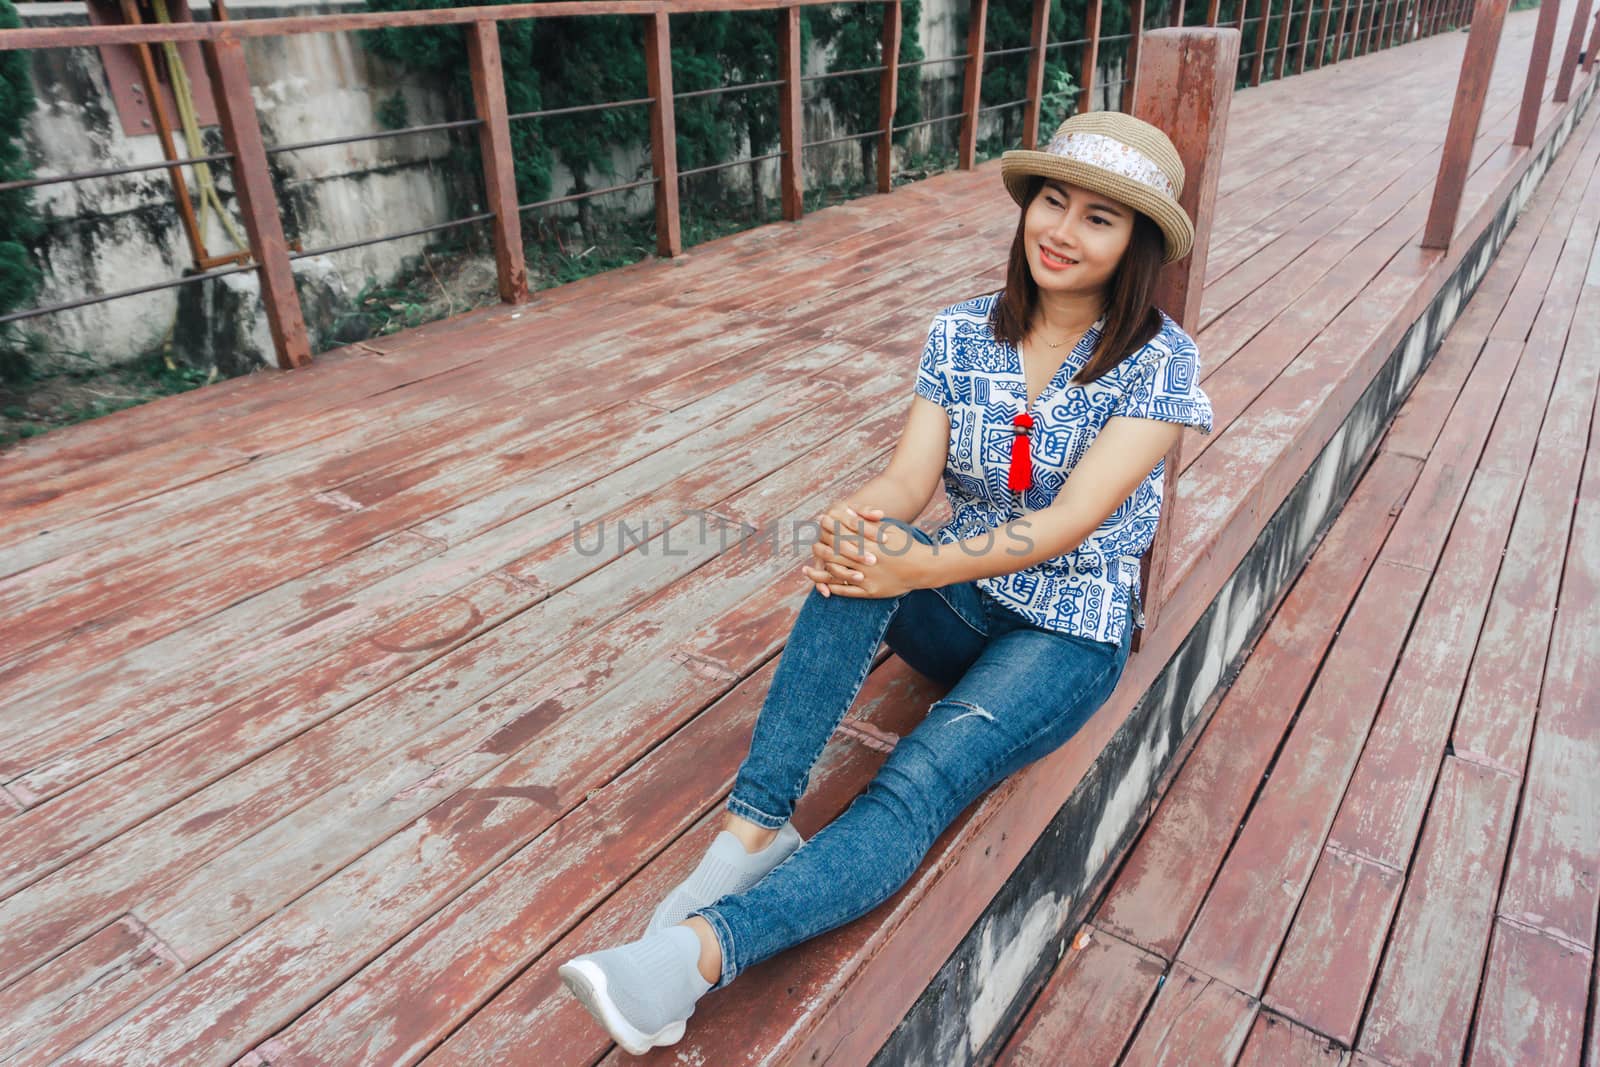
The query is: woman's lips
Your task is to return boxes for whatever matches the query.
[1039,246,1079,270]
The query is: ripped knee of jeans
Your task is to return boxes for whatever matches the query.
[939,698,995,725]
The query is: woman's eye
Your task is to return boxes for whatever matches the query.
[1090,215,1109,225]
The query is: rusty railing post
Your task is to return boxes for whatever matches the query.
[1080,0,1102,111]
[199,36,310,369]
[1122,0,1147,113]
[878,0,902,191]
[779,4,805,215]
[959,0,988,168]
[1422,0,1512,249]
[1312,0,1335,66]
[1023,0,1053,146]
[1126,26,1239,651]
[1273,0,1292,79]
[1296,0,1318,71]
[1250,0,1269,84]
[1554,0,1596,102]
[1586,8,1600,73]
[118,0,209,268]
[643,12,681,256]
[1513,0,1564,145]
[465,21,529,304]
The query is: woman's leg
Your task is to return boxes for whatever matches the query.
[723,525,990,832]
[691,610,1133,991]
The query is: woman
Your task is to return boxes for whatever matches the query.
[558,110,1214,1056]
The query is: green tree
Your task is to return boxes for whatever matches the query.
[804,2,925,186]
[360,3,554,215]
[0,0,44,381]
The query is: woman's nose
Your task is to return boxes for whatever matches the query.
[1049,210,1081,244]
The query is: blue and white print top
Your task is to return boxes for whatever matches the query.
[914,292,1214,646]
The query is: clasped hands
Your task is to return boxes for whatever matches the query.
[801,501,933,598]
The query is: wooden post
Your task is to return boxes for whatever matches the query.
[878,0,903,191]
[1324,0,1350,59]
[1422,0,1512,249]
[1554,0,1595,102]
[1250,0,1269,84]
[1122,0,1147,113]
[199,37,310,370]
[1312,0,1336,66]
[1206,0,1221,24]
[1273,0,1292,79]
[779,5,805,216]
[1513,0,1564,145]
[118,0,208,268]
[1350,0,1368,55]
[643,12,681,256]
[959,0,989,168]
[465,21,528,305]
[1127,27,1239,651]
[1022,0,1053,146]
[1079,0,1102,112]
[1586,8,1599,73]
[1296,0,1319,72]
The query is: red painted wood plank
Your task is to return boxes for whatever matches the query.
[1496,495,1600,949]
[1263,845,1404,1045]
[1466,918,1591,1067]
[1176,559,1429,995]
[0,376,879,795]
[1235,1008,1348,1066]
[1326,468,1522,868]
[1118,961,1258,1066]
[0,915,184,1064]
[1358,757,1520,1067]
[0,360,912,800]
[991,924,1166,1067]
[1454,297,1600,774]
[1096,452,1420,958]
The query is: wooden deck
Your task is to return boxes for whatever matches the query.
[996,82,1600,1067]
[0,3,1595,1062]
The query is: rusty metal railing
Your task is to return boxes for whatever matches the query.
[0,0,1557,369]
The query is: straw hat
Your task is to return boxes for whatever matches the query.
[1000,111,1195,264]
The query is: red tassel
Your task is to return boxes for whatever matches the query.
[1008,412,1033,491]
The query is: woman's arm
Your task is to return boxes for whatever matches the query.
[842,394,951,524]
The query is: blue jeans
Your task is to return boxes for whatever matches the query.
[688,523,1133,991]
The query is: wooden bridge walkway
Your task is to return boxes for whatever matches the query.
[0,1,1595,1062]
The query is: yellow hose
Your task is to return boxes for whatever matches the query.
[150,0,248,255]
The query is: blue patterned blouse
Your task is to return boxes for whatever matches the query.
[913,292,1214,646]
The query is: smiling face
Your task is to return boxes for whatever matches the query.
[1022,178,1136,301]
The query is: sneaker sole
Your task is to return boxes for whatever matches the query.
[557,958,687,1056]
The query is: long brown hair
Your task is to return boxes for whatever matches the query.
[987,174,1166,385]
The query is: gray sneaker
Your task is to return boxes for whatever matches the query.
[558,924,712,1055]
[645,821,804,936]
